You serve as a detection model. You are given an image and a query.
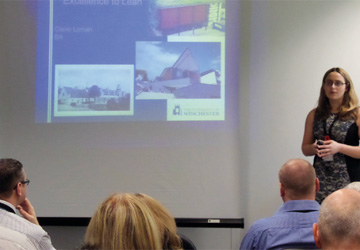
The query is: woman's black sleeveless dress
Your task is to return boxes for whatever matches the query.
[313,113,360,203]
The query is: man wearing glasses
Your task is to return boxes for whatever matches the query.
[0,158,55,249]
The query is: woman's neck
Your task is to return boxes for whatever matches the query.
[329,99,342,113]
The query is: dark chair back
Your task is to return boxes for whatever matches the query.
[179,234,197,250]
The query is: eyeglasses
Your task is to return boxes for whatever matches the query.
[13,179,30,189]
[324,80,346,87]
[21,179,30,186]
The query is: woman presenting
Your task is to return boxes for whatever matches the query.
[302,67,360,203]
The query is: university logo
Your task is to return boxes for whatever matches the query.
[173,105,181,116]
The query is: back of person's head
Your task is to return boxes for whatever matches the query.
[313,188,360,249]
[83,193,163,250]
[278,159,317,201]
[345,181,360,193]
[134,193,182,250]
[0,158,24,198]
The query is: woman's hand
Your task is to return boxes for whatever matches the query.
[316,140,341,158]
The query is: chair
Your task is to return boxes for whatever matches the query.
[179,234,197,250]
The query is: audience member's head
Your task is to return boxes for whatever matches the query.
[0,158,54,248]
[134,193,182,250]
[82,193,163,250]
[0,158,27,204]
[278,158,319,202]
[344,181,360,192]
[313,188,360,249]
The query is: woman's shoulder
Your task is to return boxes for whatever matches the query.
[306,108,316,119]
[356,106,360,115]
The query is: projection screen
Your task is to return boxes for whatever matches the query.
[1,0,241,219]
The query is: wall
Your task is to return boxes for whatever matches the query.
[3,0,360,249]
[244,0,360,232]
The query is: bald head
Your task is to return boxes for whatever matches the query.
[313,189,360,249]
[279,159,317,200]
[345,181,360,193]
[316,189,360,248]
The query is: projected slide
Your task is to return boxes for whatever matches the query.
[36,0,226,123]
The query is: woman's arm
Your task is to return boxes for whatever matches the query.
[302,109,317,156]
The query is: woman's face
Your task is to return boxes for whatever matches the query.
[323,72,348,102]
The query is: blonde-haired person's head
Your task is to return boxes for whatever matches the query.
[317,67,359,120]
[135,193,183,250]
[83,193,163,250]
